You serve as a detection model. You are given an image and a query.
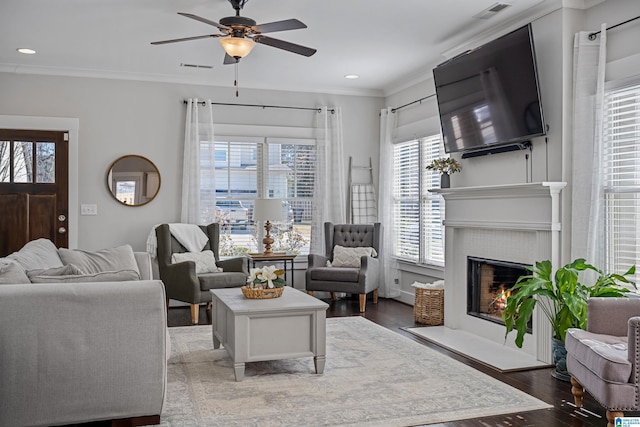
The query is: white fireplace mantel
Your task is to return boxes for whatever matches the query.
[432,181,567,199]
[435,181,566,363]
[431,181,566,228]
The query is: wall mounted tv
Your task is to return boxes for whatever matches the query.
[433,24,546,155]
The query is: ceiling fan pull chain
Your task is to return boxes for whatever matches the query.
[234,61,239,97]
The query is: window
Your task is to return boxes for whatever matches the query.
[392,134,446,265]
[603,82,640,285]
[1,139,55,183]
[200,137,315,256]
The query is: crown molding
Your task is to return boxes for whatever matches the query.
[0,64,384,98]
[562,0,607,10]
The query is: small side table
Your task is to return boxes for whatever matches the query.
[247,253,297,287]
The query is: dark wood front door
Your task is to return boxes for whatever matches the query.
[0,129,69,256]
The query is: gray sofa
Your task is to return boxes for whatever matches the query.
[0,239,168,427]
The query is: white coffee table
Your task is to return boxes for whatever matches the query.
[210,287,329,381]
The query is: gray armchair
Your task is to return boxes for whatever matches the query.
[566,297,640,427]
[156,223,248,324]
[306,222,381,312]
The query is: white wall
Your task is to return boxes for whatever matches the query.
[0,73,383,251]
[586,0,640,84]
[383,1,640,300]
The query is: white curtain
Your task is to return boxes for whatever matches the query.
[570,25,607,268]
[311,106,346,255]
[181,98,215,224]
[378,107,400,298]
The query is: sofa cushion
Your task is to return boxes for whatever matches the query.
[6,238,63,271]
[26,264,84,280]
[198,272,246,291]
[330,245,377,268]
[29,270,141,283]
[58,245,140,278]
[0,261,30,284]
[171,250,221,274]
[310,266,360,282]
[565,328,631,383]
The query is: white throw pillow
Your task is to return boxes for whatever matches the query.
[171,250,221,274]
[0,260,31,284]
[331,245,378,268]
[58,245,140,277]
[6,239,63,271]
[29,270,140,283]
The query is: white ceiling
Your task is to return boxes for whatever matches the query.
[1,0,568,96]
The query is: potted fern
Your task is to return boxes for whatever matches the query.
[426,157,461,188]
[502,258,635,380]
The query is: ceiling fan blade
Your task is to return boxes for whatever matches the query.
[252,19,307,34]
[178,12,230,31]
[223,53,237,65]
[151,34,222,45]
[253,35,316,57]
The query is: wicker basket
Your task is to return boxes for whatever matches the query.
[413,288,444,325]
[241,285,284,299]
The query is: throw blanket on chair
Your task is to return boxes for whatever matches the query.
[351,184,377,224]
[146,224,209,258]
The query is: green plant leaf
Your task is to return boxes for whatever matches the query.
[512,297,536,348]
[502,257,636,347]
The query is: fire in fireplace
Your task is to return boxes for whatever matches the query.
[467,257,532,331]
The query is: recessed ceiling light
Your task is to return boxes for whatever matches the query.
[344,74,359,79]
[17,48,36,55]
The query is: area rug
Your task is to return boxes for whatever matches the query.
[157,317,551,427]
[404,326,551,373]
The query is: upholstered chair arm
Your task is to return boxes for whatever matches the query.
[629,316,640,376]
[359,256,380,285]
[308,254,329,268]
[134,252,152,280]
[160,261,201,303]
[218,256,248,275]
[587,297,640,336]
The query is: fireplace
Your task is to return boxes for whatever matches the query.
[434,182,565,363]
[467,257,532,331]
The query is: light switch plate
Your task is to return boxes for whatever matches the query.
[81,204,98,215]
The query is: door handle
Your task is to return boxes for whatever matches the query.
[58,227,67,234]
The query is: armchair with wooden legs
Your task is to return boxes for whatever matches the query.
[566,297,640,427]
[306,222,381,313]
[156,223,247,324]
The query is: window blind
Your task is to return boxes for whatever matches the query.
[603,83,640,284]
[200,136,315,256]
[392,135,446,265]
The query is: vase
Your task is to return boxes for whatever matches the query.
[551,337,570,382]
[440,173,450,189]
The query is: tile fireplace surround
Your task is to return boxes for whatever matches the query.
[433,182,566,364]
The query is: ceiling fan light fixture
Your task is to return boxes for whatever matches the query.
[219,36,255,58]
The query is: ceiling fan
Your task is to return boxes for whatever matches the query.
[151,0,317,64]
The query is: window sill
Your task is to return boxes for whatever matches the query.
[395,259,444,278]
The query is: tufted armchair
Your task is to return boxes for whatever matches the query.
[156,223,248,324]
[306,222,381,312]
[566,297,640,427]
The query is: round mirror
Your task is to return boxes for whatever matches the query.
[107,155,161,206]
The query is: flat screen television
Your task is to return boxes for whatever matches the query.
[433,24,546,154]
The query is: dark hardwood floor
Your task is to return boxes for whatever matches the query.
[171,295,637,427]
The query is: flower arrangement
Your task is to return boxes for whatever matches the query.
[247,265,286,289]
[426,157,462,175]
